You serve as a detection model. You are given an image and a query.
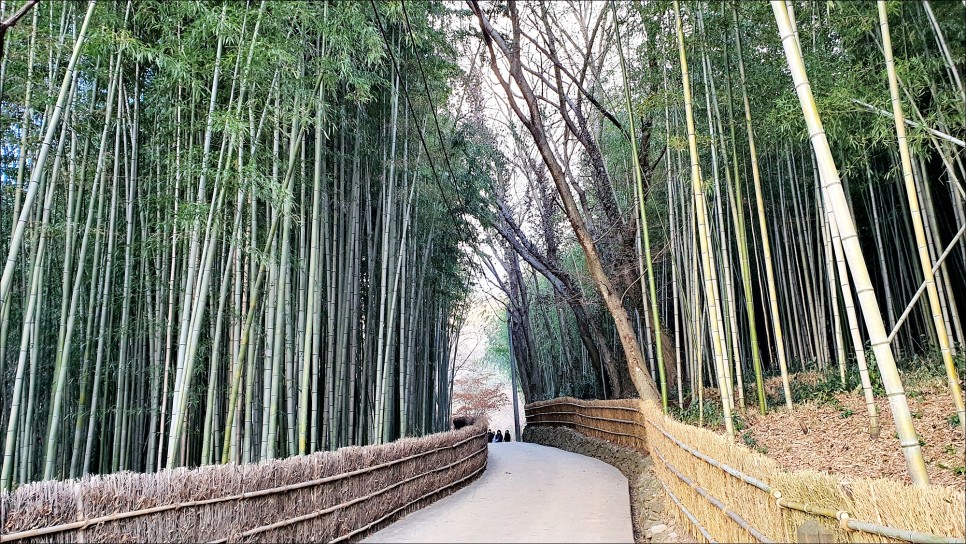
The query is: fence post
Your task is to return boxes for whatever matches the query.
[74,482,86,544]
[797,520,835,543]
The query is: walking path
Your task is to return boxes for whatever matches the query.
[362,441,634,543]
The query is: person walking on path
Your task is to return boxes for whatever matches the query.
[503,430,511,442]
[493,430,503,443]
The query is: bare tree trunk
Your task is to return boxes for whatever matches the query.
[470,0,659,402]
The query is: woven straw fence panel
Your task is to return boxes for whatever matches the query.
[1,423,488,544]
[525,397,646,452]
[525,398,965,544]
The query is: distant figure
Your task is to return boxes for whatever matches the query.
[503,430,511,442]
[493,430,503,443]
[487,429,495,443]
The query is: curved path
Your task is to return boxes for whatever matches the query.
[362,442,634,543]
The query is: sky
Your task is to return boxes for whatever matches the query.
[443,1,654,433]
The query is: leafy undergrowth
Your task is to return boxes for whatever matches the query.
[672,368,965,489]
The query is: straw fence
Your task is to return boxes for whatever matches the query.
[526,398,964,544]
[0,421,488,543]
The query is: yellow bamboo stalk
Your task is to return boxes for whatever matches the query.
[877,0,965,434]
[732,5,793,410]
[673,0,733,438]
[823,187,880,437]
[771,0,928,485]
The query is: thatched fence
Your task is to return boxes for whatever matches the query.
[526,398,964,544]
[1,422,488,543]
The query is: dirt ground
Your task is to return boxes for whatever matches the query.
[732,374,966,488]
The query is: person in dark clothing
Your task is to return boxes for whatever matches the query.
[493,430,503,443]
[503,430,511,442]
[486,429,494,442]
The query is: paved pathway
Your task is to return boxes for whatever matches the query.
[362,442,634,543]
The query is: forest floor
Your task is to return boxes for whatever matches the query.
[696,370,965,488]
[752,375,963,487]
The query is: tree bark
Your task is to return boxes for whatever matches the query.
[469,0,659,403]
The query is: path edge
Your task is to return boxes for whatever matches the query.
[522,425,670,544]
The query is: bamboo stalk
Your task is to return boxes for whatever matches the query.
[851,99,965,148]
[0,0,94,317]
[613,1,667,412]
[733,4,793,410]
[772,0,929,485]
[823,182,880,437]
[674,0,734,437]
[844,520,963,544]
[877,0,964,434]
[888,223,966,343]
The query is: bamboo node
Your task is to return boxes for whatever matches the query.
[838,512,851,531]
[898,437,922,448]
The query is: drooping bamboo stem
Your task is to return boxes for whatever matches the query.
[720,37,766,415]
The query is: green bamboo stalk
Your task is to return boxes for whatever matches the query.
[0,0,94,319]
[612,1,667,412]
[772,0,929,485]
[733,4,793,410]
[674,0,733,437]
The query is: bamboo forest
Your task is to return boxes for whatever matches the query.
[0,1,964,541]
